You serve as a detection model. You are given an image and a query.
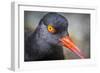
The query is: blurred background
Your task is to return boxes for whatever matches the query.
[24,11,90,59]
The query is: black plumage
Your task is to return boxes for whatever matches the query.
[24,12,69,61]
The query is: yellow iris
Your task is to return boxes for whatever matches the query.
[47,25,56,33]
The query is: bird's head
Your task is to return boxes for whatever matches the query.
[37,12,84,58]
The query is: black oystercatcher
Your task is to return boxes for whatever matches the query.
[24,12,84,61]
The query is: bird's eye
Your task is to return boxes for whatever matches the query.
[47,25,56,33]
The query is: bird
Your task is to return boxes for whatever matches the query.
[24,12,84,61]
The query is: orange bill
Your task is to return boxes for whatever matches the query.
[59,36,84,59]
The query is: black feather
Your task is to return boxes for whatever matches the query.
[24,12,69,61]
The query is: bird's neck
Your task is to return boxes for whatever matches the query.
[33,26,51,49]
